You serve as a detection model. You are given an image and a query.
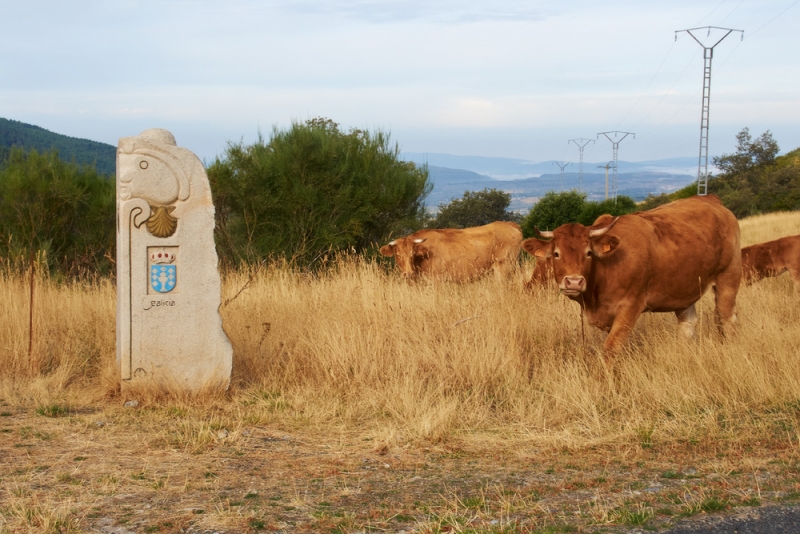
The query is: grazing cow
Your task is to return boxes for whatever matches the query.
[380,221,522,282]
[741,235,800,290]
[524,256,554,290]
[521,195,741,357]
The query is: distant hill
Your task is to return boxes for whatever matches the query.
[403,152,705,180]
[0,118,116,175]
[426,165,495,186]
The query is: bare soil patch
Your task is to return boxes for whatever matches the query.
[2,398,799,533]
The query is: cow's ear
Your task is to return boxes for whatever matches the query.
[522,238,552,258]
[591,234,620,257]
[379,244,396,257]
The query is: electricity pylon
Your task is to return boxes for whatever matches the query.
[597,131,634,202]
[597,162,614,200]
[568,138,594,191]
[675,26,744,196]
[554,161,571,191]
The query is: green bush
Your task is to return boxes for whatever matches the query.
[577,196,637,225]
[432,188,521,228]
[521,190,636,237]
[521,190,586,237]
[208,118,431,268]
[0,148,115,276]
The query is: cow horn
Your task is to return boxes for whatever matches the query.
[388,240,396,246]
[589,216,620,237]
[413,238,426,244]
[535,226,554,239]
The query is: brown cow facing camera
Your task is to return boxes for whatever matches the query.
[741,235,800,290]
[379,221,522,282]
[521,195,742,358]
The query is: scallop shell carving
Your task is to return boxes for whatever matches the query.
[146,205,178,238]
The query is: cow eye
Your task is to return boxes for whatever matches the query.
[553,251,560,259]
[586,250,593,257]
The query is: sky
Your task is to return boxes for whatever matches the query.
[1,0,798,165]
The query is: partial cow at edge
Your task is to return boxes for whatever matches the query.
[380,221,523,282]
[524,256,554,290]
[521,195,742,359]
[741,235,800,291]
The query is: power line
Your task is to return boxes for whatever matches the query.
[695,0,729,26]
[749,0,798,37]
[615,41,676,129]
[630,48,700,132]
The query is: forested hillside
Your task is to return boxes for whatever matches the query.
[0,118,116,175]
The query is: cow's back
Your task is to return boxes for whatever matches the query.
[595,195,741,311]
[742,234,800,284]
[412,221,521,280]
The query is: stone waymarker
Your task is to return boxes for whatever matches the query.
[116,128,232,390]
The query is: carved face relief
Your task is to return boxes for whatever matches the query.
[118,153,181,205]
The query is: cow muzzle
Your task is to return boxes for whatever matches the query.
[560,276,586,296]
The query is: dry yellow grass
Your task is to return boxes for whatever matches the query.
[2,210,800,532]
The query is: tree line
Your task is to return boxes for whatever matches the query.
[1,121,797,278]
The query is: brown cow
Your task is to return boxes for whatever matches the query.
[525,214,613,290]
[521,195,741,356]
[524,256,554,290]
[380,221,522,282]
[741,235,800,290]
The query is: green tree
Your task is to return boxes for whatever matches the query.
[708,128,796,217]
[521,190,586,237]
[713,128,779,176]
[208,118,431,268]
[432,188,520,228]
[0,148,115,275]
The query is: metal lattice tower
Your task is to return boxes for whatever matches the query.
[554,161,571,191]
[568,138,594,191]
[597,131,634,202]
[675,26,743,195]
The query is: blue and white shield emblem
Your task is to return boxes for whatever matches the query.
[150,264,177,293]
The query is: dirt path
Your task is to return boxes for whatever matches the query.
[2,403,799,533]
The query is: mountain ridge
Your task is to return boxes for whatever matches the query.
[0,118,116,175]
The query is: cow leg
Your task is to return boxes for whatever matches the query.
[492,259,514,282]
[603,306,642,358]
[675,303,698,339]
[789,267,800,293]
[712,276,739,336]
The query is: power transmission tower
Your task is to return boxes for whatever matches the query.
[568,138,594,191]
[597,162,614,200]
[597,131,634,202]
[554,161,571,191]
[675,26,744,196]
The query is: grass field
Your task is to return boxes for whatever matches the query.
[1,211,800,533]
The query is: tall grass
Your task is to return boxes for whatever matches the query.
[2,211,800,451]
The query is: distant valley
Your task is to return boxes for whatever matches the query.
[403,152,702,212]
